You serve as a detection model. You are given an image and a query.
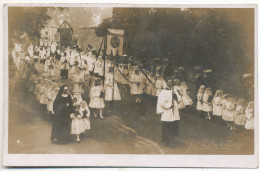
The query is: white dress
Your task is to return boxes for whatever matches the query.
[196,92,204,111]
[79,106,91,130]
[40,82,50,104]
[105,73,121,101]
[225,102,234,121]
[94,60,104,76]
[35,83,44,102]
[72,73,85,94]
[182,87,193,106]
[212,97,223,116]
[71,113,85,135]
[202,93,212,112]
[47,90,57,114]
[234,105,245,125]
[89,86,105,109]
[130,74,143,95]
[245,109,254,129]
[221,100,228,120]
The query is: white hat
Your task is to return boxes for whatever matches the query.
[200,85,205,89]
[243,74,252,78]
[203,69,212,73]
[178,67,185,71]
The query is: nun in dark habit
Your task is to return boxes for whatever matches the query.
[51,85,73,144]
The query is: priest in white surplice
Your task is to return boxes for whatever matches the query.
[156,78,180,147]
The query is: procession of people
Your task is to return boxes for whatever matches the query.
[10,39,255,147]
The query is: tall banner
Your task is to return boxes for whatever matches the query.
[106,29,124,56]
[60,28,72,48]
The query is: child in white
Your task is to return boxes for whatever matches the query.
[130,69,143,103]
[89,79,105,118]
[212,90,224,121]
[221,94,229,124]
[225,97,236,130]
[245,101,254,130]
[105,67,121,101]
[35,77,44,102]
[94,56,104,77]
[79,101,91,131]
[70,104,85,142]
[47,83,59,114]
[196,85,205,116]
[72,68,85,96]
[202,88,213,120]
[40,79,52,105]
[181,82,193,106]
[234,98,247,131]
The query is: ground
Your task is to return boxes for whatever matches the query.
[8,61,254,154]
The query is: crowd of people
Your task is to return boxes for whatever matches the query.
[10,40,254,147]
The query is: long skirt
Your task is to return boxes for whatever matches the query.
[89,97,105,109]
[234,113,245,125]
[130,83,143,95]
[51,105,71,143]
[213,105,223,116]
[83,118,91,130]
[162,121,179,146]
[71,118,85,135]
[47,100,54,114]
[105,84,121,101]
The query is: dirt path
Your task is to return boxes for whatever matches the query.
[8,62,254,154]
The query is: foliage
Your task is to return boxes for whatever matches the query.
[8,7,51,50]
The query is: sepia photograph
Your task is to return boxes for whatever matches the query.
[2,2,258,167]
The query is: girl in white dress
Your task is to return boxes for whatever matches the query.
[234,98,247,131]
[196,85,205,116]
[47,57,55,77]
[79,101,91,131]
[70,104,85,142]
[202,88,213,120]
[47,83,59,115]
[245,101,254,132]
[72,68,85,96]
[94,56,104,77]
[212,90,224,121]
[221,94,229,123]
[105,67,121,103]
[225,97,236,130]
[40,79,52,106]
[35,77,44,102]
[181,82,193,107]
[89,79,105,118]
[130,68,143,104]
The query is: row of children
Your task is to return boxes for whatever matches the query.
[196,85,254,131]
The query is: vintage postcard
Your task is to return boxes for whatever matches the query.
[2,1,259,168]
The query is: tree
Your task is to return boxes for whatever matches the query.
[8,7,51,50]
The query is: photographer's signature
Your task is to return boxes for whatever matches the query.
[186,137,243,153]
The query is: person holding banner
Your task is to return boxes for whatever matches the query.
[156,78,180,148]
